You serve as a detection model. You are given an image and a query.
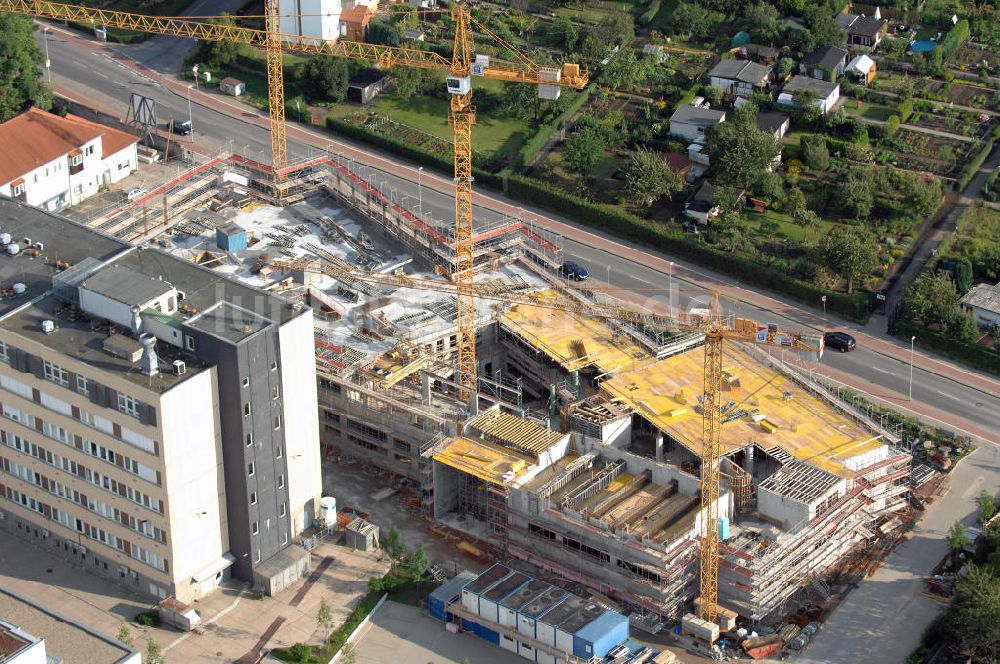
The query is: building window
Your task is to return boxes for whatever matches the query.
[185,336,194,351]
[0,342,8,364]
[245,433,253,447]
[273,416,280,430]
[85,145,94,156]
[76,375,90,397]
[272,385,279,400]
[43,361,70,387]
[247,462,254,477]
[242,377,249,387]
[279,502,286,517]
[244,403,251,416]
[12,183,24,196]
[250,492,257,505]
[255,550,261,563]
[277,474,284,489]
[252,521,258,535]
[270,362,277,371]
[275,446,282,459]
[117,393,140,418]
[70,154,83,167]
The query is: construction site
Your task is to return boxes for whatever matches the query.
[95,149,913,636]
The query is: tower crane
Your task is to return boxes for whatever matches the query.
[1,0,589,398]
[270,257,825,625]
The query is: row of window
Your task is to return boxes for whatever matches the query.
[42,358,143,419]
[3,486,168,573]
[1,429,162,515]
[1,373,156,456]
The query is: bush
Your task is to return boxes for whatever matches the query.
[135,611,158,627]
[897,97,914,123]
[517,86,592,170]
[505,175,871,321]
[640,0,662,25]
[896,319,1000,375]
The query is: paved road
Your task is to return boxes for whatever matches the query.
[39,24,1000,447]
[801,443,1000,663]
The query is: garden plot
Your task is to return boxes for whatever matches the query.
[886,128,969,176]
[907,106,991,137]
[949,43,1000,74]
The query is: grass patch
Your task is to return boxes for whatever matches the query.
[843,101,897,122]
[272,590,384,664]
[744,209,836,244]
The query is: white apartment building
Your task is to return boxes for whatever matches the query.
[0,108,138,212]
[0,199,321,603]
[279,0,342,41]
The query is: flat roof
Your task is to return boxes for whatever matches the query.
[468,409,564,457]
[482,571,530,602]
[670,105,726,126]
[782,75,839,96]
[433,437,534,485]
[601,343,883,476]
[430,571,477,604]
[464,564,512,595]
[501,579,554,611]
[0,199,302,392]
[501,290,648,374]
[0,585,136,664]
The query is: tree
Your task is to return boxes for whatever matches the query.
[316,598,333,640]
[792,88,821,126]
[979,491,997,524]
[945,565,1000,662]
[821,226,878,293]
[600,49,650,90]
[288,643,311,663]
[670,2,721,39]
[895,172,942,218]
[392,67,439,101]
[294,57,351,103]
[562,127,603,174]
[117,623,134,648]
[0,15,52,122]
[706,112,781,190]
[774,57,794,78]
[552,16,580,52]
[583,11,634,56]
[800,136,830,171]
[838,168,876,219]
[405,544,431,578]
[904,271,961,325]
[383,525,405,561]
[367,20,400,46]
[145,639,165,664]
[194,13,240,68]
[784,186,806,214]
[752,170,784,200]
[624,149,681,206]
[806,8,846,48]
[954,258,974,293]
[746,2,781,43]
[499,81,538,120]
[793,207,821,242]
[340,643,358,664]
[703,84,724,107]
[949,521,969,558]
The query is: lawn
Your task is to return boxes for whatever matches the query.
[549,0,640,24]
[843,101,896,122]
[744,209,835,244]
[328,77,535,158]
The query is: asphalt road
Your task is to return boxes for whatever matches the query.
[39,25,1000,445]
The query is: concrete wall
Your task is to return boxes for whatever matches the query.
[158,368,228,602]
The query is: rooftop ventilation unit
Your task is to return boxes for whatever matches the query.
[12,283,25,295]
[41,320,55,334]
[172,360,186,376]
[6,243,20,255]
[139,333,159,377]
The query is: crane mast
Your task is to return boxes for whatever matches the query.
[264,0,288,191]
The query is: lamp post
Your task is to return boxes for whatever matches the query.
[417,166,424,216]
[43,27,51,83]
[668,261,675,315]
[186,85,193,133]
[909,335,916,401]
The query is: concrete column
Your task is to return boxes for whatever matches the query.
[655,432,664,462]
[422,371,432,405]
[744,445,755,476]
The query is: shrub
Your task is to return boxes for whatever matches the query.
[135,611,158,627]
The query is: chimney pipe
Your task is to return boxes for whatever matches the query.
[139,333,159,377]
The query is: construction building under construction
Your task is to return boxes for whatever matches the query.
[132,153,909,626]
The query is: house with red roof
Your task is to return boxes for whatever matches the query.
[0,108,138,212]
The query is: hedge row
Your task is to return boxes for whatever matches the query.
[323,116,503,188]
[506,175,871,321]
[896,318,1000,376]
[897,97,914,123]
[953,125,1000,191]
[640,0,662,25]
[936,19,970,64]
[517,86,593,170]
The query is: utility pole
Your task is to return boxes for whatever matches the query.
[43,27,51,82]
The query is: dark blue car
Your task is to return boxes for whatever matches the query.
[560,261,590,281]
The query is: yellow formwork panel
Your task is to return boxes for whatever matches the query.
[606,473,636,492]
[502,290,649,374]
[433,437,535,485]
[602,342,879,477]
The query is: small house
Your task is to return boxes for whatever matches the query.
[669,105,726,142]
[799,45,849,81]
[345,517,379,551]
[961,282,1000,329]
[685,182,720,225]
[643,43,669,64]
[847,54,877,86]
[339,5,372,41]
[836,12,887,49]
[662,152,692,182]
[755,111,790,141]
[778,76,840,114]
[348,69,390,105]
[708,60,772,98]
[219,77,246,97]
[402,27,425,42]
[740,43,780,65]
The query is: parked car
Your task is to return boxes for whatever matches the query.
[171,120,193,136]
[123,187,147,202]
[559,261,590,281]
[824,331,857,352]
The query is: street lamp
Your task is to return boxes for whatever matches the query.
[909,335,916,401]
[186,84,194,134]
[668,261,675,315]
[43,27,51,83]
[417,166,424,216]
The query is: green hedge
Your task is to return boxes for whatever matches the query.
[953,125,1000,191]
[897,97,914,123]
[936,19,970,63]
[516,86,593,170]
[640,0,662,25]
[323,116,503,188]
[506,175,871,321]
[896,319,1000,376]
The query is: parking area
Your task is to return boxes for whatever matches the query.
[0,527,388,663]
